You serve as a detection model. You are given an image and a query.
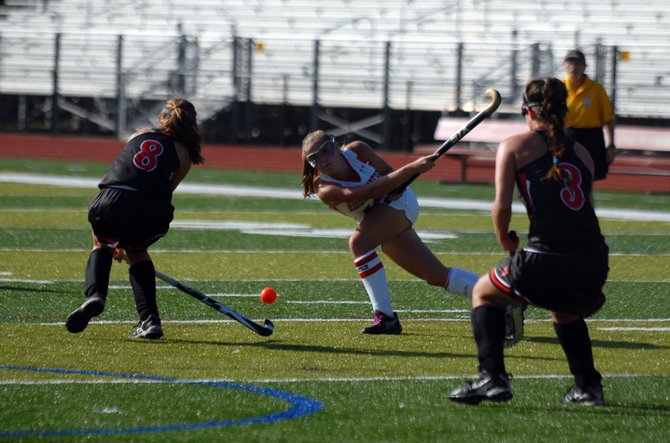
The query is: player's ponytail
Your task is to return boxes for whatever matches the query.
[158,98,204,165]
[524,78,569,183]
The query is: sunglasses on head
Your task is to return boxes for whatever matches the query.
[306,136,337,168]
[521,101,542,116]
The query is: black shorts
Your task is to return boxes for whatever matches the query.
[489,245,608,317]
[88,187,174,251]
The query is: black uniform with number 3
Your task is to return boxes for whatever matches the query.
[88,131,180,251]
[490,130,608,316]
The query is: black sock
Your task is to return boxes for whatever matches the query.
[83,248,113,299]
[129,260,158,321]
[472,305,506,374]
[553,318,601,389]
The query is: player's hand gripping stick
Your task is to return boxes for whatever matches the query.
[384,89,501,204]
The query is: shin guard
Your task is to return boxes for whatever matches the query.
[472,305,507,374]
[83,248,113,299]
[554,318,601,389]
[129,260,158,321]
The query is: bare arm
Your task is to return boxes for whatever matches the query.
[574,143,595,178]
[574,143,597,205]
[492,139,519,252]
[316,153,437,204]
[170,143,193,191]
[349,141,394,175]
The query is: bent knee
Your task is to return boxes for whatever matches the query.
[349,230,375,257]
[472,276,509,308]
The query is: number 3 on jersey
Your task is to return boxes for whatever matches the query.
[558,163,585,211]
[133,140,164,172]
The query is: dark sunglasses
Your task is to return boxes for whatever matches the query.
[306,136,337,168]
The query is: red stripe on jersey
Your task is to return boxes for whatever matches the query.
[359,261,384,278]
[489,268,528,305]
[489,268,511,294]
[515,170,535,215]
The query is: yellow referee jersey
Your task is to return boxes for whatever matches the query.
[564,76,615,129]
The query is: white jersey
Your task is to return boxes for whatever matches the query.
[319,148,419,224]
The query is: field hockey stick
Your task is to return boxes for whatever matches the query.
[384,89,502,203]
[155,271,275,337]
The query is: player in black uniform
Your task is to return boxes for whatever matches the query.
[65,98,204,339]
[448,77,609,406]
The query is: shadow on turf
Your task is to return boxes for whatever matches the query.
[524,336,669,350]
[603,402,670,414]
[121,337,472,358]
[121,337,561,362]
[520,400,670,415]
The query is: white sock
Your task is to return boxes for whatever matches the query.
[354,250,393,316]
[446,268,480,297]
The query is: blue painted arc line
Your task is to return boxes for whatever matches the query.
[0,365,325,437]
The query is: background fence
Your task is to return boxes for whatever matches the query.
[1,0,668,149]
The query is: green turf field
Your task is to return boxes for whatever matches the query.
[1,158,669,442]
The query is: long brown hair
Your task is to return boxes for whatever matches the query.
[157,98,204,165]
[300,130,329,198]
[523,77,568,182]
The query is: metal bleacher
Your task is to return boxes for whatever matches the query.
[1,0,669,135]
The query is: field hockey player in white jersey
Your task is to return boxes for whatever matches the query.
[300,130,523,341]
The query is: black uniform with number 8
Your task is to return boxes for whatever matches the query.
[89,131,179,251]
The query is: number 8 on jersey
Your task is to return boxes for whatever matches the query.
[133,140,164,172]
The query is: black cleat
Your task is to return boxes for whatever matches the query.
[449,370,513,405]
[65,296,105,333]
[129,315,164,339]
[563,383,604,406]
[361,311,402,335]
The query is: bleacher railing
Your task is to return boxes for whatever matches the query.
[0,30,668,145]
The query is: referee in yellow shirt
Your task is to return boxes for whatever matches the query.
[563,49,616,180]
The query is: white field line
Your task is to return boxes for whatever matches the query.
[2,172,670,222]
[0,248,353,254]
[0,373,663,386]
[286,300,368,304]
[1,277,669,284]
[396,309,469,313]
[32,318,670,327]
[0,278,54,284]
[597,327,670,331]
[3,216,670,238]
[1,248,669,259]
[34,319,468,326]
